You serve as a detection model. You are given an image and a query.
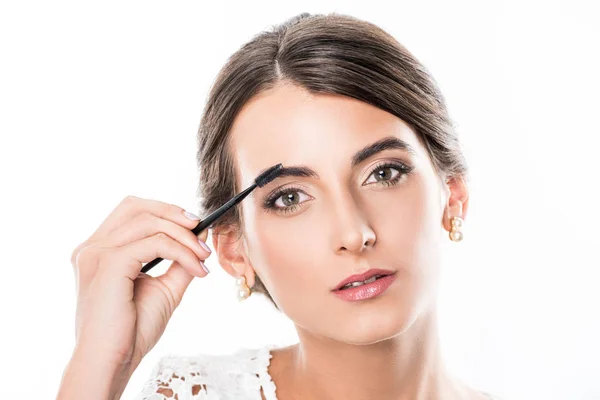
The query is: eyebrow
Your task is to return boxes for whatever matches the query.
[257,136,417,183]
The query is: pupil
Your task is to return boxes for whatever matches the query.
[282,193,298,206]
[376,168,391,181]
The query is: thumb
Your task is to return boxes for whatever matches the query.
[157,260,195,307]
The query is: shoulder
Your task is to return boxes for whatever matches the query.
[133,344,279,400]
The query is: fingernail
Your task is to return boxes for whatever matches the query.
[198,239,211,253]
[184,211,201,220]
[200,261,210,274]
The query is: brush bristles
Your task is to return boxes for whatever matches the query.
[255,163,284,187]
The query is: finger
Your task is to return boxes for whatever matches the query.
[72,243,103,294]
[100,232,208,281]
[85,195,202,247]
[197,228,209,244]
[157,260,195,307]
[97,212,211,261]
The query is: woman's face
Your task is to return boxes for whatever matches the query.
[227,83,452,344]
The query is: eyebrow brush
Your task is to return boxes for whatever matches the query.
[140,163,284,273]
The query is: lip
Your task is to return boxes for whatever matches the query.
[332,273,397,301]
[332,268,396,291]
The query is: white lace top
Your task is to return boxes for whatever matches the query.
[134,344,278,400]
[133,344,501,400]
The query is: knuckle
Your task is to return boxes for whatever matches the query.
[121,195,140,207]
[74,244,100,270]
[167,203,184,215]
[70,242,87,267]
[153,232,173,260]
[155,232,169,243]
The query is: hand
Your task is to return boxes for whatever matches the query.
[69,195,212,369]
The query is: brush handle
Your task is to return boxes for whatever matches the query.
[140,257,163,273]
[140,183,257,274]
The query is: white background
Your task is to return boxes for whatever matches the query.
[1,1,598,399]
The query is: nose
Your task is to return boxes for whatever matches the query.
[332,190,377,255]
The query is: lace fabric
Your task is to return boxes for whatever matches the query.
[133,344,278,400]
[134,344,502,400]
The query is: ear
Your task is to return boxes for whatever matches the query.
[442,175,470,232]
[211,224,257,288]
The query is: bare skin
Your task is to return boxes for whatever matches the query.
[213,82,485,400]
[57,81,486,400]
[266,311,491,400]
[57,197,212,400]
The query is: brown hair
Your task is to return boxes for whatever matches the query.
[196,12,468,308]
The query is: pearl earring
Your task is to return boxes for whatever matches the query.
[449,216,464,242]
[236,275,252,301]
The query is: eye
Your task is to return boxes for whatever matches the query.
[262,161,413,214]
[263,188,311,214]
[363,162,412,186]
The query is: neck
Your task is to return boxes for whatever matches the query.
[276,307,467,400]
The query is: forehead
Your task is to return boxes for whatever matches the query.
[229,83,423,184]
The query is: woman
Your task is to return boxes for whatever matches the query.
[57,12,500,400]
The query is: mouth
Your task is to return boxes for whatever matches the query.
[332,271,398,302]
[332,269,396,291]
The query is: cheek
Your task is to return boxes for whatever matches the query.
[374,178,443,284]
[245,210,321,306]
[375,175,441,243]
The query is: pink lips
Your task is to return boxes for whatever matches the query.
[332,271,397,301]
[333,268,395,291]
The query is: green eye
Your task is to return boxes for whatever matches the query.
[264,189,309,214]
[364,162,412,185]
[263,161,413,214]
[369,166,397,182]
[280,192,301,207]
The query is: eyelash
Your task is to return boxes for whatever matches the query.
[262,161,413,214]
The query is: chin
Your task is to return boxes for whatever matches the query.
[327,302,422,345]
[279,280,428,345]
